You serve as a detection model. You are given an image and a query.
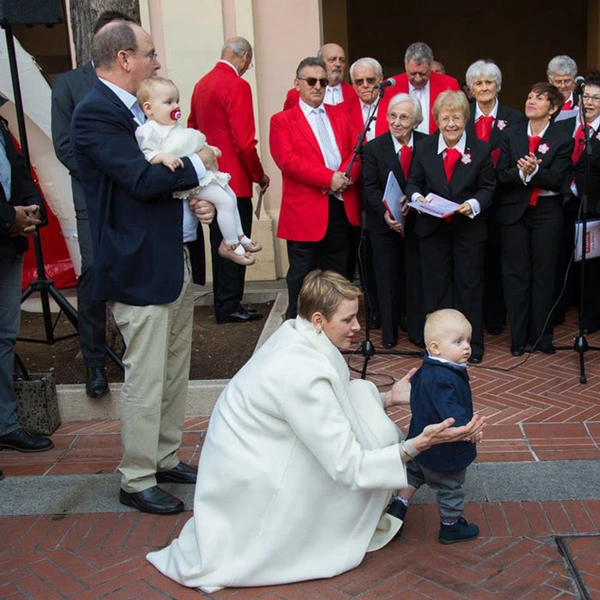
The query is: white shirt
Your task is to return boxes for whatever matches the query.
[409,81,430,134]
[98,78,206,242]
[391,132,414,155]
[218,59,239,76]
[361,101,378,141]
[474,99,498,122]
[325,83,343,106]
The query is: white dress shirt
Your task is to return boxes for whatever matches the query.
[325,83,344,106]
[409,81,430,134]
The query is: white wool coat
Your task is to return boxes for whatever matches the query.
[147,317,408,593]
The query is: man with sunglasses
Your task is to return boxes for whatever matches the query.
[270,57,361,319]
[283,43,356,110]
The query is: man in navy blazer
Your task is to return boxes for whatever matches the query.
[72,21,216,515]
[52,10,135,400]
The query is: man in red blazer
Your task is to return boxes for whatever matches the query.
[379,42,460,134]
[189,37,270,324]
[271,57,361,318]
[283,43,356,110]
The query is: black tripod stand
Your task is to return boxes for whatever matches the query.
[342,84,422,379]
[2,22,123,369]
[555,88,600,383]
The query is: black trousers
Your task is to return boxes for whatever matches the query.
[209,196,252,319]
[501,197,563,348]
[285,196,349,319]
[419,227,485,356]
[75,205,106,367]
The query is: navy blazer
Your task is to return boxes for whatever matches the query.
[0,119,45,260]
[496,120,574,225]
[407,355,476,472]
[406,132,495,241]
[71,80,203,306]
[363,131,426,235]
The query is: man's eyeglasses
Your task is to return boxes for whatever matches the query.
[298,77,328,88]
[354,77,377,86]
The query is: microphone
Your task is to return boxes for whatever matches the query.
[574,76,585,93]
[374,78,396,90]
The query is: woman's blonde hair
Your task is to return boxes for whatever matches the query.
[297,270,361,321]
[433,90,470,123]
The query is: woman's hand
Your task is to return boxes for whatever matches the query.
[384,367,418,408]
[410,413,486,452]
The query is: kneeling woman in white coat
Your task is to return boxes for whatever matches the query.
[147,270,485,593]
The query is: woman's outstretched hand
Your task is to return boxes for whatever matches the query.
[412,414,486,452]
[384,367,418,408]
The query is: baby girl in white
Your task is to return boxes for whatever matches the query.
[135,76,261,265]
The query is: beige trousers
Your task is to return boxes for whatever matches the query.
[110,248,195,492]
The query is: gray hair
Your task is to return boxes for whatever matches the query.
[349,57,383,80]
[221,37,251,58]
[387,93,423,126]
[404,42,434,66]
[296,56,326,79]
[547,55,577,79]
[465,60,502,92]
[91,21,137,70]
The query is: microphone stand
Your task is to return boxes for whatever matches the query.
[341,83,422,380]
[555,83,600,383]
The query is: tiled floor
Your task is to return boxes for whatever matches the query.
[1,307,600,598]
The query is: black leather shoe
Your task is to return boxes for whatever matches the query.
[583,325,599,335]
[216,308,263,324]
[387,498,408,521]
[156,462,198,484]
[468,354,482,364]
[510,345,525,357]
[0,468,4,481]
[539,344,556,355]
[86,367,109,398]
[409,338,426,349]
[383,341,397,349]
[119,486,184,514]
[0,428,54,452]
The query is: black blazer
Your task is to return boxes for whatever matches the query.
[406,132,495,241]
[72,80,206,305]
[363,131,426,235]
[466,101,526,151]
[0,119,45,260]
[496,120,574,225]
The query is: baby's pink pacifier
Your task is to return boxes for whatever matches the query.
[170,108,182,121]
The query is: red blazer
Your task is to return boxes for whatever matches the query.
[188,62,265,198]
[283,81,356,111]
[270,104,361,241]
[334,95,390,140]
[379,71,460,134]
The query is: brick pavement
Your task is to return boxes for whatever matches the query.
[1,308,599,598]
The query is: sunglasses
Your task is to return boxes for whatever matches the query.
[299,77,328,87]
[354,77,378,86]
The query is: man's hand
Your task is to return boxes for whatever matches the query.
[197,145,218,172]
[188,197,215,225]
[258,174,270,193]
[330,171,351,193]
[10,205,41,237]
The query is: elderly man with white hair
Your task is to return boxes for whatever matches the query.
[363,93,427,348]
[379,42,460,134]
[547,55,579,111]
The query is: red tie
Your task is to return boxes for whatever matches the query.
[572,125,588,165]
[474,116,494,142]
[528,135,541,206]
[400,144,412,182]
[562,99,573,111]
[444,147,461,182]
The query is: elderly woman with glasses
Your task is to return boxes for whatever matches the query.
[547,55,579,111]
[465,60,526,337]
[406,91,495,363]
[363,93,427,348]
[496,83,573,356]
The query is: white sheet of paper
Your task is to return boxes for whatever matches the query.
[381,171,404,229]
[555,108,579,122]
[574,219,600,261]
[407,192,461,218]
